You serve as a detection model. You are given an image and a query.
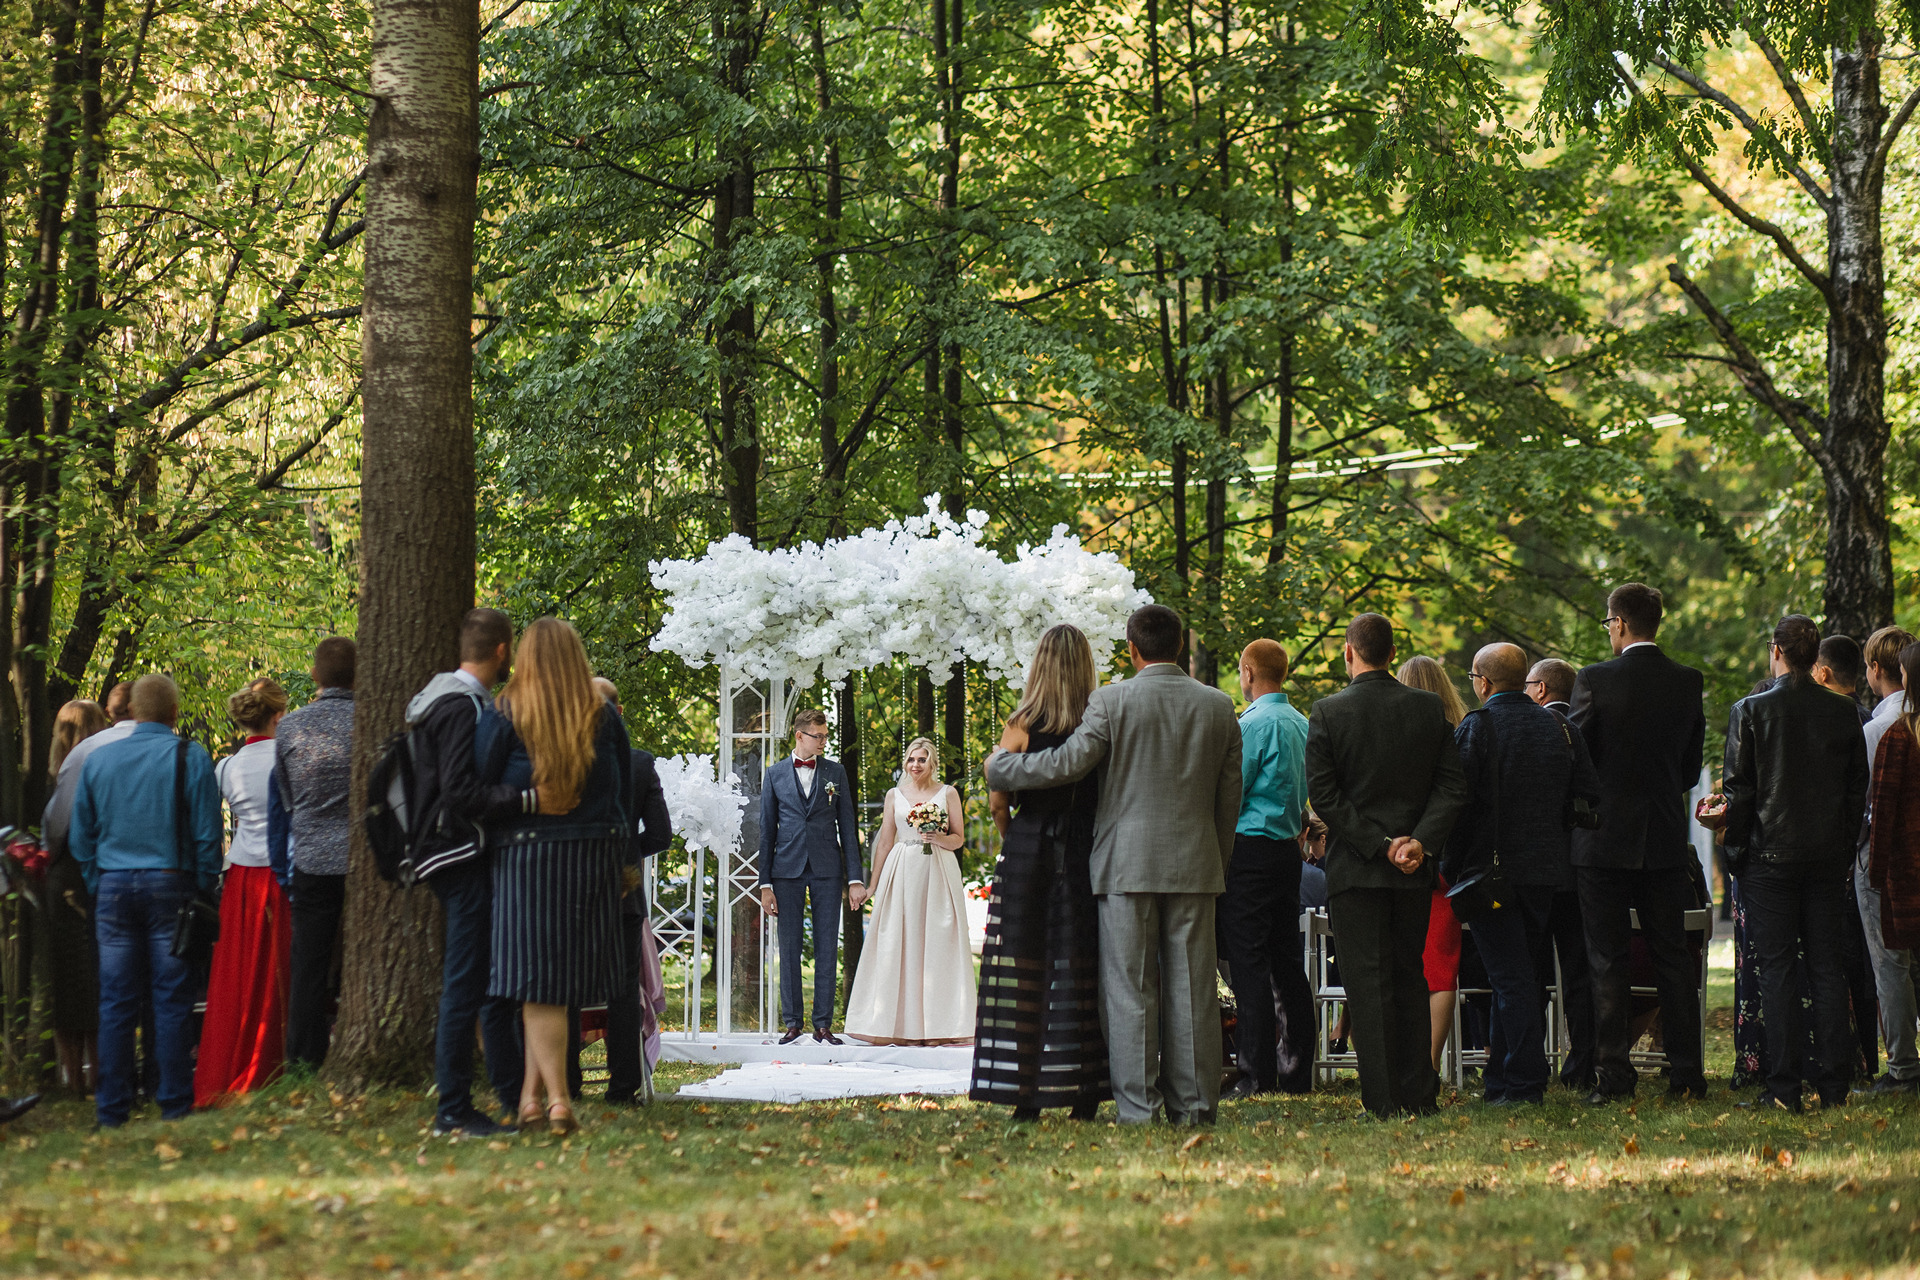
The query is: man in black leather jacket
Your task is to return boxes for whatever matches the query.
[1705,614,1870,1112]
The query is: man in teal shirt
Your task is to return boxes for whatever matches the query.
[1221,639,1313,1096]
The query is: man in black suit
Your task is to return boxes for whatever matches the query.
[1569,582,1709,1103]
[1526,656,1597,1090]
[759,707,867,1043]
[1306,614,1468,1118]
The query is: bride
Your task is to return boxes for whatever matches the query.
[843,737,978,1045]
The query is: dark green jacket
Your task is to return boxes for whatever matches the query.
[1305,670,1468,896]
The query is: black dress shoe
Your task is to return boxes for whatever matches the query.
[1069,1101,1099,1121]
[1665,1082,1709,1102]
[779,1026,805,1045]
[1741,1092,1802,1114]
[814,1029,844,1046]
[1222,1078,1269,1101]
[1585,1089,1632,1107]
[0,1094,41,1124]
[1011,1106,1041,1122]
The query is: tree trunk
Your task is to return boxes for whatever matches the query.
[715,0,758,544]
[1819,33,1893,639]
[332,0,480,1086]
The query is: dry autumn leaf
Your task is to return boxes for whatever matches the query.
[1449,1188,1465,1206]
[1180,1133,1209,1152]
[1623,1138,1639,1155]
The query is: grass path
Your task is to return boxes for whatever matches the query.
[5,1057,1920,1280]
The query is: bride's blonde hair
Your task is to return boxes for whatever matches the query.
[901,736,940,780]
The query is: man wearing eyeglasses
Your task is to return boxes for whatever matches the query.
[1447,645,1600,1104]
[1569,582,1709,1104]
[759,708,867,1044]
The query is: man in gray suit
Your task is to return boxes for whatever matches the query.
[985,604,1242,1125]
[1305,614,1467,1118]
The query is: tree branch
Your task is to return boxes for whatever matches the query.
[1615,60,1832,300]
[1872,82,1920,181]
[1665,261,1831,471]
[1743,27,1830,167]
[1643,53,1829,208]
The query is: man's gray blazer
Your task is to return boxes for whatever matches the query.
[984,663,1242,895]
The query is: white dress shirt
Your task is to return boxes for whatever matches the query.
[793,754,816,797]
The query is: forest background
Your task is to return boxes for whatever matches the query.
[1,0,1916,824]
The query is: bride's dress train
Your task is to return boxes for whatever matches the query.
[843,788,977,1044]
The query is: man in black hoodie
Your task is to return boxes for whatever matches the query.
[411,608,532,1136]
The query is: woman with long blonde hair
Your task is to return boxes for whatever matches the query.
[1396,654,1470,1075]
[43,698,112,1092]
[481,618,633,1136]
[967,623,1109,1120]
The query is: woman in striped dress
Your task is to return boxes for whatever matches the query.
[482,617,633,1137]
[970,624,1109,1120]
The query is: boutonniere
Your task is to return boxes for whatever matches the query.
[825,780,838,802]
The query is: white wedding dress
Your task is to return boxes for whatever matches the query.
[843,788,978,1044]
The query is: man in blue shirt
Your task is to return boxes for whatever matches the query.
[71,674,222,1128]
[1220,639,1313,1097]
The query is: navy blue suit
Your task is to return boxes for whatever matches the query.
[759,756,865,1029]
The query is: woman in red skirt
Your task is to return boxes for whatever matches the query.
[195,678,292,1107]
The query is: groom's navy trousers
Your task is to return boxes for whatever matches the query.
[774,876,843,1030]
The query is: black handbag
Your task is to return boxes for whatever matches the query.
[168,736,222,965]
[1446,710,1511,924]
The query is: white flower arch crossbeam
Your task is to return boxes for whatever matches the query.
[648,497,1152,687]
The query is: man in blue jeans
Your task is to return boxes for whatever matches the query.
[70,674,223,1128]
[407,608,530,1136]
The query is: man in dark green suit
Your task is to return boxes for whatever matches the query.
[1305,614,1468,1118]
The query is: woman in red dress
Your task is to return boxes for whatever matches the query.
[195,679,292,1107]
[1396,656,1470,1072]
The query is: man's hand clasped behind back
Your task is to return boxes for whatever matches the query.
[1386,836,1425,874]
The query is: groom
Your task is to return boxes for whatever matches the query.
[986,604,1242,1124]
[758,707,868,1045]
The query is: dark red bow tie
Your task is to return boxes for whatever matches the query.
[794,758,817,770]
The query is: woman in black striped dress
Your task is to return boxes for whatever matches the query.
[970,624,1109,1120]
[482,617,633,1136]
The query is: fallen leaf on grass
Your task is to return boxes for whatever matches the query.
[1180,1133,1209,1152]
[1612,1246,1635,1264]
[1449,1188,1465,1207]
[154,1143,181,1162]
[1623,1138,1639,1155]
[1776,1150,1794,1169]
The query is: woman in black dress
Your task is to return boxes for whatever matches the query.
[970,623,1109,1120]
[482,617,633,1137]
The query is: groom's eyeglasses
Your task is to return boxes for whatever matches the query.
[797,730,829,742]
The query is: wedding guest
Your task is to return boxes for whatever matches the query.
[1306,615,1467,1118]
[1525,656,1598,1089]
[1395,655,1468,1073]
[1810,632,1883,1079]
[70,674,222,1128]
[1446,644,1600,1105]
[1570,582,1709,1104]
[1299,812,1329,911]
[411,609,526,1136]
[1220,638,1313,1097]
[0,1094,40,1123]
[482,617,634,1138]
[972,624,1109,1120]
[846,736,976,1045]
[758,708,867,1044]
[275,637,356,1072]
[104,681,133,724]
[42,698,110,1093]
[196,679,292,1107]
[1702,615,1868,1112]
[580,677,672,1105]
[1858,626,1919,1094]
[985,604,1242,1126]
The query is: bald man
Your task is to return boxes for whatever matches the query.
[1221,639,1313,1097]
[1524,655,1596,1087]
[1447,644,1600,1104]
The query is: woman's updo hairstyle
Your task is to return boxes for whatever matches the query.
[228,677,289,733]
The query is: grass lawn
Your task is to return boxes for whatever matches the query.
[6,975,1920,1279]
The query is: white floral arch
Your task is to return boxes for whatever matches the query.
[645,498,1150,1034]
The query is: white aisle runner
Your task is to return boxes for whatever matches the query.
[677,1061,970,1104]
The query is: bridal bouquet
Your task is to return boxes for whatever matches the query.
[904,801,949,840]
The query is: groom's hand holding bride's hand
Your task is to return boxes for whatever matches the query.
[848,884,869,911]
[1387,837,1426,874]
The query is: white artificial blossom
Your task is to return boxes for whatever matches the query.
[649,497,1150,688]
[655,754,748,858]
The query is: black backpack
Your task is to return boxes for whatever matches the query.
[363,688,487,886]
[364,728,418,884]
